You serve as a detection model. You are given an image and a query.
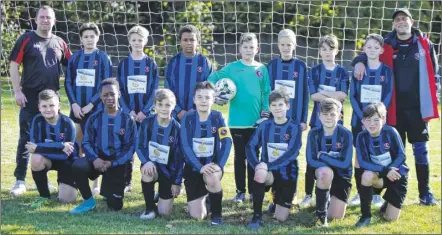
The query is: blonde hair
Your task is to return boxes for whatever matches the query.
[278,29,296,45]
[128,25,149,39]
[239,33,258,46]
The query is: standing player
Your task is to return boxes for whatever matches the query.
[349,34,393,208]
[26,89,78,208]
[70,78,137,213]
[302,34,349,208]
[352,8,440,206]
[65,22,112,195]
[355,102,408,227]
[165,25,212,120]
[180,82,232,225]
[9,5,72,196]
[208,33,271,203]
[306,98,353,227]
[117,25,159,192]
[246,90,302,229]
[137,89,183,220]
[266,29,309,209]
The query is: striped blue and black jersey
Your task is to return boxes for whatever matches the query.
[308,64,349,128]
[30,113,76,160]
[180,110,232,173]
[117,55,159,115]
[267,57,309,124]
[83,109,137,167]
[65,49,112,109]
[356,125,408,178]
[136,115,184,185]
[246,119,302,180]
[306,125,353,178]
[165,52,212,115]
[350,63,393,127]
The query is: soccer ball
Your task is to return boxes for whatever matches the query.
[215,78,237,101]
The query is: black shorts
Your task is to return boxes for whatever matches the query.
[265,171,297,209]
[395,109,429,144]
[140,164,175,200]
[352,124,363,147]
[48,158,76,188]
[69,111,93,130]
[314,169,352,203]
[183,167,224,202]
[381,175,408,209]
[88,162,128,199]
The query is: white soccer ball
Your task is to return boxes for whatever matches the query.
[215,78,237,101]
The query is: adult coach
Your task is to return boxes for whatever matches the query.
[9,5,72,196]
[352,8,440,205]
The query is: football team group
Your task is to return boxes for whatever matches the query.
[7,5,440,229]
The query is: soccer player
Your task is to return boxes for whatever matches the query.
[208,33,271,203]
[355,102,408,227]
[9,5,72,196]
[306,98,353,227]
[352,8,440,206]
[349,34,393,207]
[70,78,137,214]
[137,89,183,220]
[302,34,349,208]
[26,89,78,208]
[180,82,232,225]
[165,24,212,120]
[65,22,112,196]
[117,25,159,192]
[246,90,302,229]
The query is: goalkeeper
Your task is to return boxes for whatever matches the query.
[208,33,271,203]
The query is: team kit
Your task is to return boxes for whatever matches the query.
[8,7,440,230]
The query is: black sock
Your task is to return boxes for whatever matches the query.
[359,185,373,218]
[209,190,223,217]
[32,169,50,198]
[252,181,265,216]
[354,167,364,193]
[142,181,155,212]
[373,187,383,196]
[415,164,430,198]
[315,187,329,218]
[305,166,315,196]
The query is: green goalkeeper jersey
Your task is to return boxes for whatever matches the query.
[208,60,270,128]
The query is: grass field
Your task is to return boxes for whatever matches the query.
[1,78,441,234]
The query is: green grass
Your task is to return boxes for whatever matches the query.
[1,77,441,234]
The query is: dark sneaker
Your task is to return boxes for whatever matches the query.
[211,215,223,226]
[420,192,439,206]
[248,214,263,229]
[232,192,246,203]
[355,217,371,228]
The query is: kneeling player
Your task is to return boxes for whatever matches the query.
[26,89,78,208]
[137,89,183,219]
[355,102,408,227]
[180,82,232,225]
[246,90,302,229]
[70,78,137,214]
[306,98,353,227]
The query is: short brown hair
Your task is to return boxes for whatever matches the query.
[178,24,201,43]
[239,33,258,46]
[365,34,384,47]
[38,89,60,103]
[155,88,176,105]
[100,77,120,92]
[363,102,387,119]
[269,89,290,105]
[194,81,215,96]
[319,34,339,50]
[319,98,342,114]
[36,5,55,18]
[79,22,100,37]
